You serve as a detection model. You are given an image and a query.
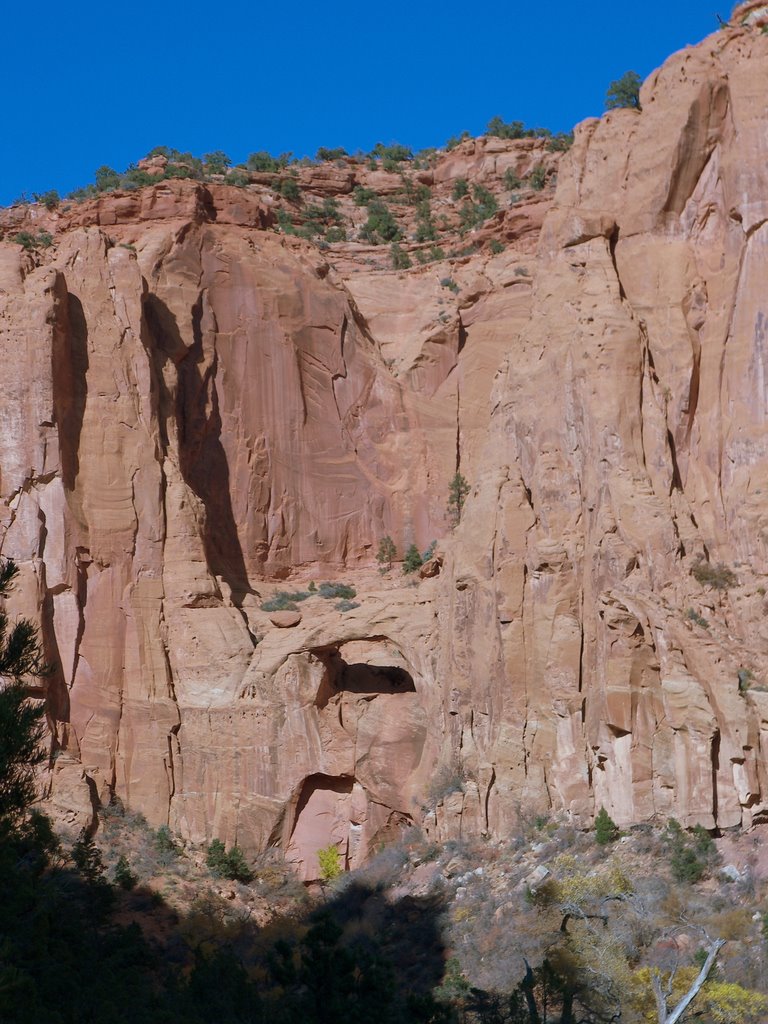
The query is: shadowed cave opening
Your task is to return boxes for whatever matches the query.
[312,644,415,709]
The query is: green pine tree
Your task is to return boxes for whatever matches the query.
[447,472,470,527]
[594,806,619,845]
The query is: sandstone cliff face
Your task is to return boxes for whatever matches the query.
[2,11,768,876]
[435,13,768,838]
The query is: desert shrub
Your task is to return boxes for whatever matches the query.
[452,178,469,200]
[391,242,412,269]
[276,208,296,234]
[325,225,346,243]
[225,168,250,187]
[317,843,342,881]
[261,590,311,612]
[335,600,360,612]
[489,239,505,254]
[594,806,619,845]
[206,838,253,883]
[445,130,471,150]
[485,117,541,140]
[317,582,356,600]
[415,198,437,242]
[154,825,179,862]
[276,175,300,202]
[402,544,423,574]
[440,276,459,293]
[686,607,710,629]
[738,668,755,692]
[663,819,719,884]
[530,165,547,190]
[370,142,413,164]
[315,146,347,161]
[360,199,400,243]
[691,557,737,590]
[548,132,574,152]
[459,184,498,229]
[247,150,291,172]
[353,185,377,205]
[427,759,466,803]
[503,168,522,189]
[34,189,60,209]
[421,540,437,562]
[202,151,231,175]
[514,266,529,276]
[12,230,52,251]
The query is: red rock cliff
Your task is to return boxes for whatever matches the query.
[2,9,768,875]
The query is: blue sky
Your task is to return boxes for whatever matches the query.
[1,1,722,205]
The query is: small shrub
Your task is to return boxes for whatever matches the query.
[308,580,317,593]
[206,838,253,883]
[353,185,377,206]
[738,668,754,692]
[503,168,522,190]
[318,582,356,600]
[335,600,360,612]
[594,806,619,845]
[277,176,300,202]
[685,607,710,629]
[370,142,412,164]
[325,225,346,243]
[548,132,574,152]
[445,131,471,150]
[203,150,232,175]
[514,266,529,276]
[489,239,504,254]
[422,540,437,562]
[440,277,459,293]
[691,557,737,591]
[360,199,400,244]
[402,544,423,574]
[391,242,412,269]
[663,819,719,884]
[317,843,342,881]
[12,230,52,251]
[226,168,251,187]
[114,855,137,890]
[154,825,178,860]
[452,178,469,200]
[427,759,466,803]
[34,189,60,210]
[247,150,292,172]
[315,146,347,161]
[261,590,311,611]
[529,165,547,190]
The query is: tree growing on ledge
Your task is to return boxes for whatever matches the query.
[447,472,470,527]
[605,70,642,110]
[376,535,397,571]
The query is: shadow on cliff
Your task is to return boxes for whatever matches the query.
[143,293,252,605]
[52,290,89,491]
[0,837,457,1024]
